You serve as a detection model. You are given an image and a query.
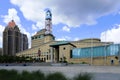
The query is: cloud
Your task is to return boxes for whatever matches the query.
[100,24,120,43]
[2,8,20,25]
[10,0,120,29]
[62,26,70,32]
[1,8,31,48]
[11,0,45,29]
[0,25,5,48]
[56,38,66,41]
[32,24,37,30]
[56,36,71,41]
[74,37,80,41]
[56,36,80,41]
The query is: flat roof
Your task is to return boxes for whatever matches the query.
[50,41,76,47]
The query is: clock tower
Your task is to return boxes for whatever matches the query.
[45,9,52,34]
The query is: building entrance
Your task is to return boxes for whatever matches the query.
[54,47,59,62]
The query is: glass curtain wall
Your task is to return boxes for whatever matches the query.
[72,44,120,58]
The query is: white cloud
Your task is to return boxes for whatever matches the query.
[56,38,66,41]
[56,36,71,41]
[56,36,80,41]
[2,8,31,48]
[31,32,37,36]
[74,37,80,41]
[11,0,45,29]
[32,24,37,30]
[0,25,5,48]
[2,8,20,25]
[10,0,120,29]
[100,24,120,43]
[36,21,45,29]
[62,26,70,32]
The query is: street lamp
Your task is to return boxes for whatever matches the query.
[91,38,93,65]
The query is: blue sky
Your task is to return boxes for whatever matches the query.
[0,0,120,48]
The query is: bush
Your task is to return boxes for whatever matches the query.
[31,71,45,80]
[0,69,20,80]
[73,73,92,80]
[46,72,68,80]
[20,70,45,80]
[20,70,33,80]
[0,69,93,80]
[81,62,87,64]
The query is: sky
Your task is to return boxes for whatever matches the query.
[0,0,120,48]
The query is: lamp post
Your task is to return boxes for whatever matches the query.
[91,37,93,65]
[104,43,107,65]
[104,32,107,65]
[118,44,120,65]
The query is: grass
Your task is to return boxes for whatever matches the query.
[0,69,93,80]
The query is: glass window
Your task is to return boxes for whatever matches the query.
[39,36,41,38]
[8,36,13,55]
[35,36,37,39]
[63,47,66,50]
[32,37,34,40]
[8,30,13,35]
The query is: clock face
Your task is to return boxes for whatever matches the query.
[47,12,50,16]
[46,11,52,19]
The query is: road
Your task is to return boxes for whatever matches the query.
[0,65,120,80]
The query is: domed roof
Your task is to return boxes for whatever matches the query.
[33,29,46,36]
[4,20,20,32]
[78,38,101,42]
[8,20,16,28]
[37,29,46,34]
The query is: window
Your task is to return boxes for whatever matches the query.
[8,36,13,55]
[63,47,66,50]
[39,35,41,38]
[47,55,48,60]
[8,30,13,35]
[15,32,19,36]
[32,37,34,40]
[35,36,37,39]
[70,50,72,58]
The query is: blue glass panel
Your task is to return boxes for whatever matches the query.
[72,44,120,59]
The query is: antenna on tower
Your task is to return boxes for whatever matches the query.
[12,16,14,21]
[11,10,14,20]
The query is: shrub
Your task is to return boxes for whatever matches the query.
[46,72,68,80]
[19,70,45,80]
[20,70,34,80]
[0,69,93,80]
[0,69,20,80]
[31,71,45,80]
[73,73,92,80]
[81,62,87,64]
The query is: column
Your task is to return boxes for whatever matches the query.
[50,47,53,62]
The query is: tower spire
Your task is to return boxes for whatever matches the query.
[45,9,52,34]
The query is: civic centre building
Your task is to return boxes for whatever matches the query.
[16,10,120,66]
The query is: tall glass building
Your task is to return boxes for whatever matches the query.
[3,20,28,56]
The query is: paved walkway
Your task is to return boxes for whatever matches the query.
[0,65,120,80]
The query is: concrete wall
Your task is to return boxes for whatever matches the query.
[69,56,119,66]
